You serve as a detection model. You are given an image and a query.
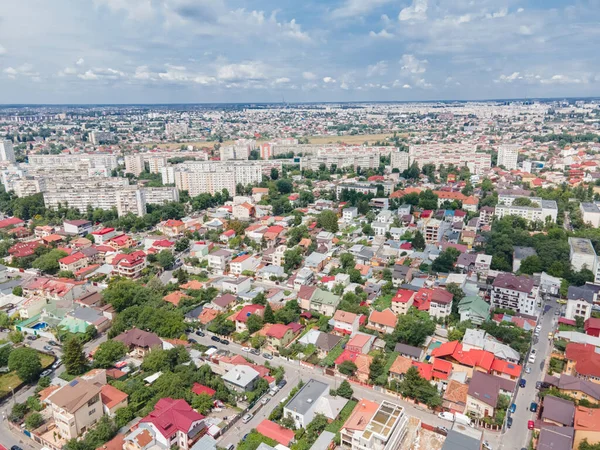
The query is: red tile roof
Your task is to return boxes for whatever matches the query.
[266,324,292,339]
[566,343,600,378]
[0,217,24,229]
[192,383,216,397]
[392,289,415,304]
[236,304,265,323]
[140,398,204,439]
[368,309,397,328]
[491,359,521,378]
[256,420,295,446]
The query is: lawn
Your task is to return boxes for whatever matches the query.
[372,294,393,312]
[325,400,358,435]
[0,351,55,396]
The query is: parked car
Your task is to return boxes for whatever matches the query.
[438,412,454,422]
[261,397,270,405]
[26,335,38,341]
[530,402,538,412]
[263,353,273,360]
[11,446,24,450]
[241,347,251,352]
[43,345,53,351]
[40,369,52,377]
[535,381,542,390]
[482,441,492,450]
[52,359,62,369]
[250,349,260,355]
[519,379,526,388]
[527,420,535,430]
[48,340,59,346]
[195,330,205,337]
[206,345,217,350]
[220,339,230,345]
[277,379,287,388]
[436,426,448,434]
[507,417,513,428]
[188,338,197,344]
[525,366,531,374]
[242,413,253,423]
[509,403,516,413]
[211,336,220,342]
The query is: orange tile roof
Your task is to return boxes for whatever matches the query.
[198,308,219,324]
[368,308,397,328]
[163,291,190,307]
[180,280,204,290]
[341,399,379,431]
[574,406,600,431]
[333,310,358,324]
[100,384,128,409]
[443,380,469,404]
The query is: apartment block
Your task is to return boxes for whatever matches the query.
[408,144,492,174]
[148,157,167,174]
[390,151,410,172]
[116,188,146,217]
[494,198,558,224]
[580,203,600,228]
[28,154,118,171]
[174,161,268,196]
[490,272,538,316]
[497,144,519,170]
[0,139,16,163]
[424,219,442,244]
[89,130,116,145]
[124,154,145,176]
[569,237,600,282]
[160,166,176,184]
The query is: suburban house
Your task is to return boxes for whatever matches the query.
[157,219,185,237]
[564,343,600,381]
[490,272,538,316]
[566,286,595,321]
[111,251,147,279]
[222,365,260,392]
[230,254,260,275]
[59,252,89,273]
[428,288,454,319]
[394,343,423,361]
[585,318,600,337]
[346,333,375,354]
[458,296,490,325]
[265,324,297,348]
[541,395,575,427]
[256,420,295,447]
[574,406,600,449]
[297,286,340,316]
[235,304,265,333]
[101,384,129,416]
[546,374,600,405]
[283,379,348,429]
[442,380,469,414]
[391,289,415,315]
[315,333,343,358]
[466,371,515,418]
[222,277,252,295]
[63,219,93,236]
[333,310,362,335]
[46,378,104,440]
[207,249,232,274]
[367,309,397,334]
[335,350,373,383]
[113,328,163,357]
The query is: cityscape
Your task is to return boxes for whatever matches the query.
[1,2,600,450]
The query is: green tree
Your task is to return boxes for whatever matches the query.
[431,247,460,273]
[276,179,293,194]
[32,249,68,274]
[247,314,264,334]
[251,335,266,349]
[284,247,303,273]
[336,380,354,399]
[397,366,441,407]
[63,336,88,376]
[348,268,363,283]
[157,249,175,268]
[317,210,339,233]
[0,344,12,367]
[264,303,275,323]
[175,238,190,253]
[270,168,279,180]
[339,253,355,270]
[8,347,42,383]
[192,393,214,415]
[445,283,465,317]
[385,308,436,349]
[368,353,385,384]
[25,412,44,430]
[519,255,543,275]
[412,231,425,251]
[338,360,358,376]
[9,330,23,344]
[93,340,128,368]
[579,439,600,450]
[418,189,438,210]
[12,286,23,296]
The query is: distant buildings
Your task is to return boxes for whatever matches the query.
[408,144,491,175]
[0,139,16,163]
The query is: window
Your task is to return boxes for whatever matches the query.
[89,409,96,416]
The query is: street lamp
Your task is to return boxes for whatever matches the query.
[8,386,15,405]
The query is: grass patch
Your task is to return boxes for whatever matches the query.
[0,371,23,396]
[59,372,77,382]
[548,357,565,375]
[320,337,348,367]
[372,294,393,312]
[40,353,54,369]
[558,324,583,333]
[325,400,358,433]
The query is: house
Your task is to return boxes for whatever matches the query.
[442,380,469,414]
[63,219,92,236]
[574,406,600,449]
[537,425,574,450]
[315,333,343,358]
[222,365,260,392]
[101,384,129,416]
[466,371,515,418]
[107,234,135,250]
[114,328,162,357]
[46,378,104,440]
[333,310,361,335]
[266,324,296,348]
[209,293,237,311]
[343,207,358,222]
[235,304,265,332]
[339,400,408,450]
[565,343,600,382]
[158,219,185,237]
[428,288,453,319]
[457,295,490,325]
[283,379,348,429]
[59,252,89,273]
[367,309,397,334]
[548,374,600,404]
[230,254,260,275]
[233,202,255,220]
[391,289,415,315]
[432,341,495,377]
[207,249,232,273]
[0,217,24,229]
[388,355,432,382]
[335,350,373,383]
[163,291,191,307]
[541,395,575,427]
[91,227,118,244]
[222,277,251,295]
[566,286,595,321]
[585,318,600,337]
[392,265,413,287]
[475,254,492,275]
[347,333,375,354]
[490,272,538,316]
[393,343,423,361]
[112,251,147,279]
[192,383,216,397]
[134,398,205,450]
[256,420,295,446]
[298,286,340,316]
[305,252,328,272]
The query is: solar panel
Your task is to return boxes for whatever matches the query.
[69,380,79,387]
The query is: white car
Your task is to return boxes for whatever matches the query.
[242,413,253,423]
[528,354,536,364]
[482,441,492,450]
[241,347,251,353]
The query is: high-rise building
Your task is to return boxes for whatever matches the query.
[0,140,16,163]
[391,151,410,172]
[497,145,519,170]
[124,154,145,176]
[148,157,167,174]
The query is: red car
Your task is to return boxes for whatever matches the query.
[528,420,535,430]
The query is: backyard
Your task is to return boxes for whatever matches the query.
[0,351,54,397]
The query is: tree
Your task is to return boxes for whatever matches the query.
[270,168,279,180]
[276,179,293,194]
[339,253,355,270]
[431,247,460,273]
[192,392,214,415]
[93,340,128,368]
[418,190,438,210]
[157,250,175,268]
[398,366,441,408]
[445,283,465,317]
[12,286,23,296]
[247,314,264,334]
[284,247,303,273]
[369,353,385,384]
[336,380,354,399]
[32,249,68,274]
[481,178,493,192]
[338,360,358,376]
[9,330,23,344]
[264,303,275,323]
[63,336,88,376]
[317,210,339,233]
[385,308,436,349]
[348,268,362,283]
[251,335,266,349]
[0,344,12,367]
[412,231,425,251]
[25,412,44,430]
[8,348,42,383]
[519,255,543,275]
[579,439,600,450]
[175,238,190,253]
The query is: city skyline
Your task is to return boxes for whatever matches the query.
[0,0,599,104]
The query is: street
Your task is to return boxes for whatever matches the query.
[498,296,558,450]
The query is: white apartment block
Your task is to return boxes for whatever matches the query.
[494,198,558,224]
[490,273,539,316]
[13,178,46,197]
[300,147,389,171]
[497,144,519,170]
[174,162,266,196]
[0,140,16,163]
[390,151,410,172]
[569,237,599,279]
[143,186,179,205]
[220,145,249,161]
[148,157,167,174]
[408,144,491,174]
[116,188,146,217]
[28,154,119,171]
[124,154,145,176]
[160,166,176,184]
[336,183,379,198]
[580,203,600,228]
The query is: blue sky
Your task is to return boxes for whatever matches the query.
[0,0,599,104]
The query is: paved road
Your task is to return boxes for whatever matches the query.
[498,297,558,450]
[190,332,502,448]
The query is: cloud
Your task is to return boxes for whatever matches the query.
[4,63,40,81]
[303,71,317,80]
[367,61,388,77]
[217,62,267,82]
[369,29,394,39]
[403,84,412,89]
[274,77,291,84]
[540,74,587,85]
[495,72,521,83]
[331,0,393,19]
[400,54,428,74]
[76,58,85,66]
[323,76,336,83]
[519,25,533,35]
[0,45,6,55]
[92,0,155,21]
[399,0,428,21]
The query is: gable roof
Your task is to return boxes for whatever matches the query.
[256,420,295,446]
[47,378,101,413]
[140,398,204,439]
[114,328,162,349]
[368,308,397,328]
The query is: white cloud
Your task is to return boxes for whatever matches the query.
[323,76,336,83]
[367,61,388,77]
[78,70,99,80]
[0,45,6,55]
[399,0,428,21]
[217,62,266,82]
[403,84,412,89]
[340,81,350,90]
[540,74,587,85]
[303,72,317,80]
[414,78,433,89]
[76,58,85,66]
[58,67,77,77]
[274,77,291,84]
[369,29,394,39]
[4,63,39,80]
[485,9,508,19]
[400,54,428,74]
[519,25,533,35]
[331,0,393,19]
[496,71,521,83]
[92,0,155,21]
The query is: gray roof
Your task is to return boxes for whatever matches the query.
[467,371,515,407]
[309,431,335,450]
[70,306,103,324]
[190,435,217,450]
[541,395,575,426]
[537,425,574,450]
[315,333,343,351]
[567,286,595,303]
[513,246,537,260]
[558,374,600,400]
[285,379,329,415]
[393,343,423,359]
[222,365,259,387]
[441,430,480,450]
[581,202,600,213]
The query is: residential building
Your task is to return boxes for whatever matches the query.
[566,286,595,321]
[207,249,232,274]
[497,144,519,170]
[339,400,408,450]
[235,304,265,332]
[230,254,260,275]
[343,207,358,222]
[569,238,600,282]
[424,219,442,244]
[113,328,162,357]
[580,203,600,228]
[490,272,538,316]
[63,219,93,236]
[0,139,16,163]
[393,343,423,361]
[429,288,453,319]
[565,343,600,382]
[283,379,348,429]
[333,310,361,335]
[112,251,147,278]
[59,252,89,273]
[391,289,415,315]
[541,395,575,427]
[574,406,600,449]
[266,324,296,348]
[222,365,259,392]
[256,420,295,447]
[46,378,104,440]
[408,144,491,174]
[367,309,397,334]
[494,198,558,224]
[466,371,512,418]
[390,151,410,172]
[124,154,145,176]
[457,296,490,325]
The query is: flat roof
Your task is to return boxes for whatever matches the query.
[285,379,329,415]
[569,237,596,256]
[361,401,404,441]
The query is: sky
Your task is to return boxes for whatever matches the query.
[0,0,599,104]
